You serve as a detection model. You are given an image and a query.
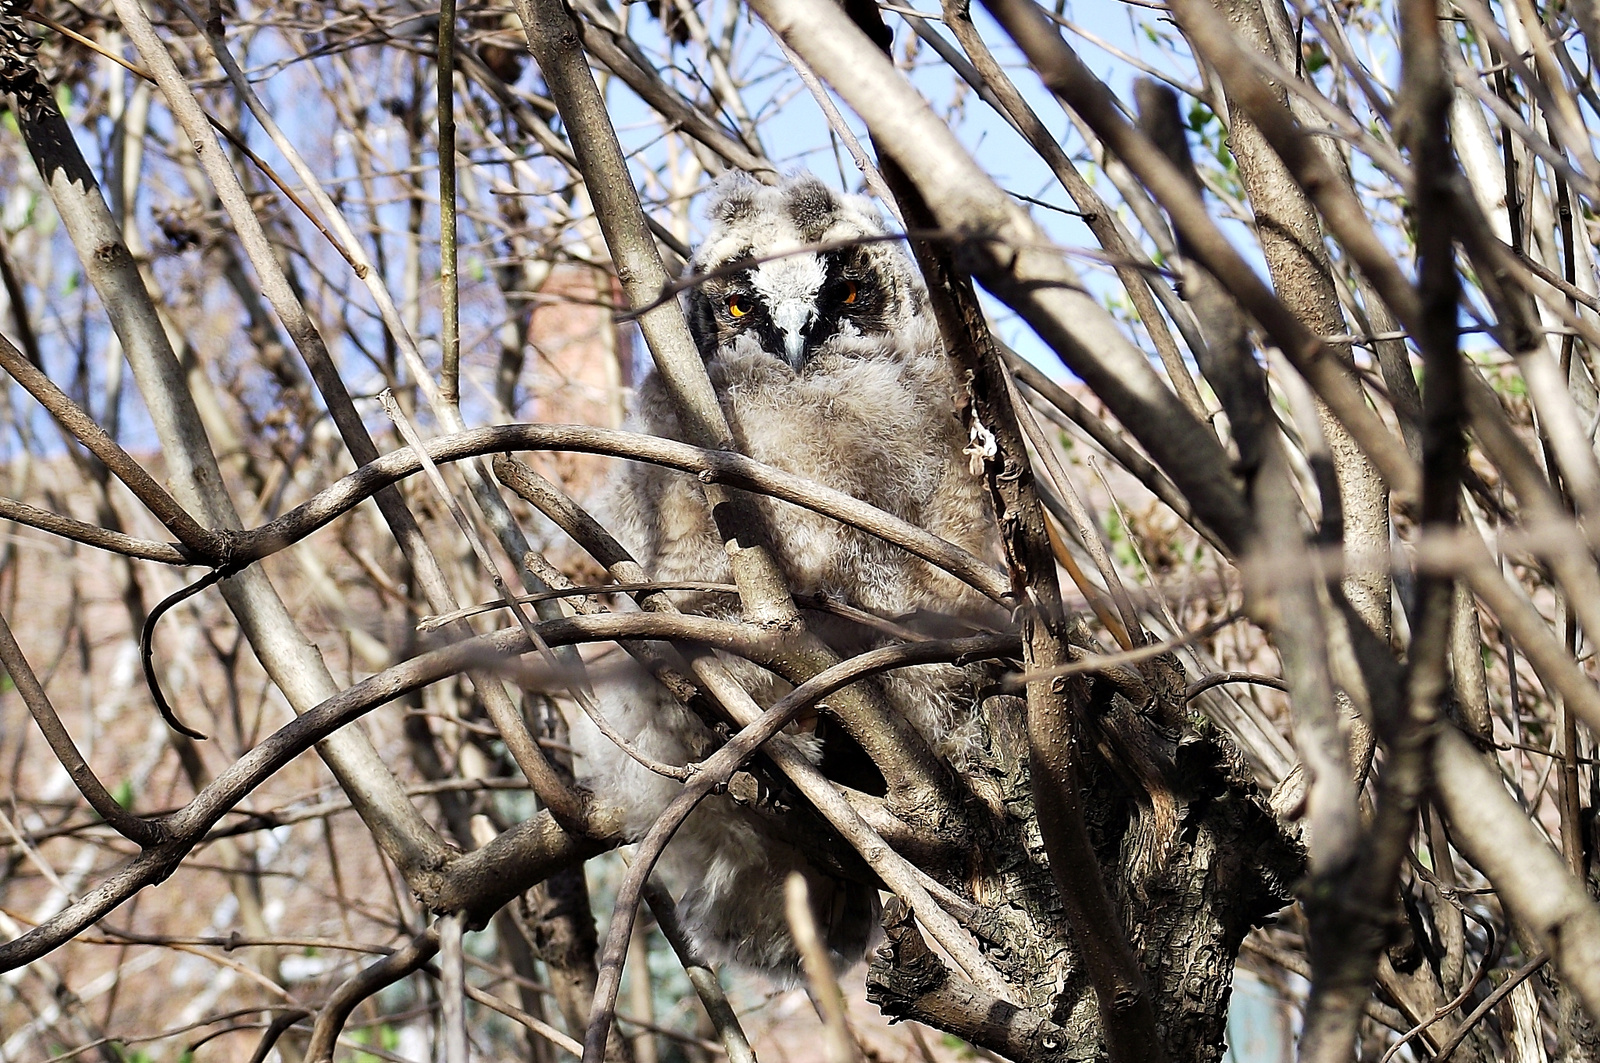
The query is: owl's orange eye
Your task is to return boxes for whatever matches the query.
[726,294,753,318]
[841,280,858,305]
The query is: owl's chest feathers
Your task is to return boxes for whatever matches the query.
[715,347,953,507]
[631,348,975,614]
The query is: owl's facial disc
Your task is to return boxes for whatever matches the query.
[692,248,884,370]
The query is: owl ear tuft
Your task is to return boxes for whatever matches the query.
[704,170,761,226]
[782,173,840,242]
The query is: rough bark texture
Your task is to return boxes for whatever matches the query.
[867,665,1301,1062]
[1209,0,1391,647]
[829,12,1305,1054]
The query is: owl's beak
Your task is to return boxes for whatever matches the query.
[770,299,817,370]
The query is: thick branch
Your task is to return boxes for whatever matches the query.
[237,424,1010,601]
[1298,1,1464,1051]
[866,124,1162,1063]
[981,0,1418,508]
[867,898,1080,1063]
[18,24,450,884]
[744,0,1252,559]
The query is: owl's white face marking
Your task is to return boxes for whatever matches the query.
[748,250,827,369]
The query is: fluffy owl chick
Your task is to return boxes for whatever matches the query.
[583,172,998,975]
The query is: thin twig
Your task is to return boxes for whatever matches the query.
[440,912,469,1063]
[786,874,862,1063]
[437,0,461,409]
[29,10,364,271]
[1427,954,1548,1062]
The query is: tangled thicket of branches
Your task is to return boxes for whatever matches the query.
[4,0,1600,1060]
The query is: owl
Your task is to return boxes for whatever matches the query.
[582,172,1000,975]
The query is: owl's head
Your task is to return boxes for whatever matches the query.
[684,172,927,371]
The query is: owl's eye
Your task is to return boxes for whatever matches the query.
[726,294,753,318]
[840,280,858,305]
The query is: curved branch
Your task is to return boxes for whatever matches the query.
[1182,672,1288,702]
[0,611,1019,970]
[0,494,191,563]
[232,424,1011,603]
[306,925,441,1062]
[21,425,1004,608]
[139,568,228,740]
[0,609,163,846]
[582,633,1021,1063]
